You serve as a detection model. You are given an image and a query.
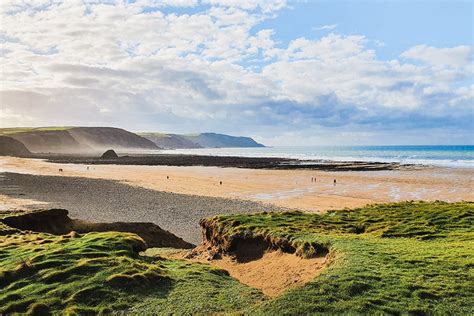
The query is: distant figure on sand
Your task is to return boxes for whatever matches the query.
[167,176,169,179]
[59,168,63,172]
[87,166,89,171]
[220,181,222,185]
[334,179,336,186]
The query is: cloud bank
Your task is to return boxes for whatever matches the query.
[0,0,472,145]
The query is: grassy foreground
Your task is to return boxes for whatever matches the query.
[206,201,474,314]
[0,230,262,314]
[0,201,473,314]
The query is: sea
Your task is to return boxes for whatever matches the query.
[157,145,474,168]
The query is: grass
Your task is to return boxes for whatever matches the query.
[204,201,474,314]
[0,229,263,314]
[0,127,74,135]
[0,201,472,314]
[137,132,171,137]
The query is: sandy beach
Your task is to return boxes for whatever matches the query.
[1,156,473,212]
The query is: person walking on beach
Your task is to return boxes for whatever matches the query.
[334,179,336,186]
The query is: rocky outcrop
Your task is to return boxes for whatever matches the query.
[0,136,32,157]
[101,149,118,159]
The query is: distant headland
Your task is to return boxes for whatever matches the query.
[0,127,264,155]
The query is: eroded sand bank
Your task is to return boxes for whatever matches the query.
[1,157,472,212]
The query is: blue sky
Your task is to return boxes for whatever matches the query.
[1,0,473,145]
[260,1,473,60]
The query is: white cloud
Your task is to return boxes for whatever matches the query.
[0,1,472,143]
[401,45,473,67]
[313,24,338,31]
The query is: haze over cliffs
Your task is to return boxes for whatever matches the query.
[140,132,264,149]
[0,127,158,154]
[0,136,32,157]
[139,133,202,149]
[0,127,264,155]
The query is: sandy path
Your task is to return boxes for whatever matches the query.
[1,157,473,212]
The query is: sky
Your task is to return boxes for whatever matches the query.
[0,0,473,146]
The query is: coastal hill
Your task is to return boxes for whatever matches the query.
[0,127,158,154]
[0,127,265,155]
[0,136,32,157]
[140,132,265,149]
[138,133,202,149]
[184,132,264,148]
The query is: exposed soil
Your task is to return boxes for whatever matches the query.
[175,219,331,297]
[208,250,328,297]
[170,236,330,297]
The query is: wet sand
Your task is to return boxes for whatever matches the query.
[1,157,473,212]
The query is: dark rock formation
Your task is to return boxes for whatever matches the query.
[100,149,118,159]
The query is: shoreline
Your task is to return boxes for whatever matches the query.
[1,156,472,213]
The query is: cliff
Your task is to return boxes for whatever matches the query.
[0,127,159,154]
[141,132,264,149]
[184,133,265,148]
[0,136,32,157]
[139,133,202,149]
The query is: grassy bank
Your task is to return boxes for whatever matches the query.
[0,228,262,314]
[0,201,472,314]
[204,201,474,314]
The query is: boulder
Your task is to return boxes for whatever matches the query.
[100,149,118,159]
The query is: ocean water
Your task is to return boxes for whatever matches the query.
[158,145,474,168]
